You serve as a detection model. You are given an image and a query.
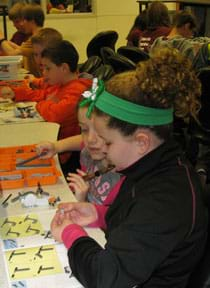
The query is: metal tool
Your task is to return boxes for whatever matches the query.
[82,165,115,181]
[16,151,47,167]
[1,193,12,207]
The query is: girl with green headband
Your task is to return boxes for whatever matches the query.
[51,48,207,288]
[36,91,123,204]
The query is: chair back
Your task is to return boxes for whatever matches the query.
[100,47,116,64]
[185,68,210,164]
[117,46,149,63]
[79,56,102,74]
[107,53,136,74]
[86,30,118,58]
[197,67,210,130]
[93,64,115,81]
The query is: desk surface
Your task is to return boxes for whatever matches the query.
[0,121,105,288]
[0,101,44,125]
[0,122,59,146]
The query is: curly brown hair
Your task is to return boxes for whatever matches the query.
[95,48,201,140]
[137,48,201,119]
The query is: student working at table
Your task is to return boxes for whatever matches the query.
[8,2,30,46]
[51,48,207,288]
[0,27,63,105]
[0,3,45,77]
[36,85,123,204]
[0,39,92,173]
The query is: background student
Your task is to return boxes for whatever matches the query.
[0,28,63,106]
[0,3,45,76]
[51,48,207,288]
[0,27,63,102]
[151,10,210,71]
[27,27,63,90]
[8,2,30,46]
[126,10,147,47]
[138,1,171,52]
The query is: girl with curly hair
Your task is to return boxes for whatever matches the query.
[51,48,207,288]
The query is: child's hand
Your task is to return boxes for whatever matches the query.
[36,141,56,159]
[0,86,15,99]
[66,169,90,202]
[57,202,98,226]
[51,211,74,243]
[46,93,58,102]
[8,40,19,49]
[24,74,35,82]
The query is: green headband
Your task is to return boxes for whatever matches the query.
[79,78,173,126]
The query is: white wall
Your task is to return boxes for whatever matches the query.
[1,0,139,63]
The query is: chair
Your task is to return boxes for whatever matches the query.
[79,56,102,74]
[107,53,136,74]
[197,67,210,131]
[184,119,210,171]
[173,68,210,166]
[185,68,210,166]
[93,64,115,81]
[86,30,118,58]
[117,46,149,64]
[100,47,116,64]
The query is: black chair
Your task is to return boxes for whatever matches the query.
[197,67,210,131]
[93,64,115,81]
[117,46,149,64]
[79,56,102,74]
[100,46,116,64]
[86,30,118,58]
[185,67,210,167]
[184,119,210,168]
[107,53,136,74]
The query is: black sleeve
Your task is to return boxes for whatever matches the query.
[67,196,190,288]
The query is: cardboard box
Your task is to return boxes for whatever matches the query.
[0,56,23,80]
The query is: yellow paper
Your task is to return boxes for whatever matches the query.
[0,214,43,239]
[6,245,63,280]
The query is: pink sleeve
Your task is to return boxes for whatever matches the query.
[88,204,108,229]
[62,223,88,249]
[80,143,86,172]
[103,176,126,206]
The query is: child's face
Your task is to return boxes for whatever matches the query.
[93,115,141,171]
[33,43,45,71]
[78,107,106,161]
[21,19,34,35]
[41,57,63,85]
[12,19,25,33]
